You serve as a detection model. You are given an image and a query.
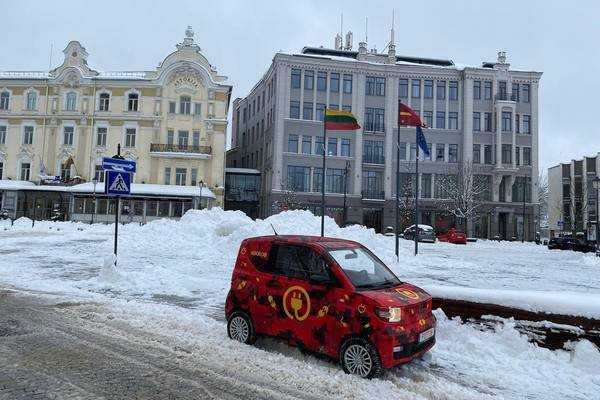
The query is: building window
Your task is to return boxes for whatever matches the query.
[522,84,530,103]
[20,162,31,181]
[301,136,311,154]
[167,130,175,145]
[449,112,458,130]
[193,130,200,147]
[436,81,446,100]
[180,96,191,115]
[365,108,385,132]
[484,112,492,132]
[327,137,337,156]
[175,168,187,186]
[523,115,531,134]
[65,92,77,111]
[343,74,353,93]
[484,145,493,164]
[399,79,408,98]
[0,161,3,179]
[473,145,481,164]
[99,93,110,111]
[366,76,385,96]
[0,91,9,110]
[411,79,421,98]
[178,130,189,147]
[168,101,176,114]
[128,93,139,111]
[314,168,344,193]
[424,80,433,98]
[515,114,520,133]
[304,70,314,90]
[291,68,301,89]
[125,127,136,147]
[449,81,458,100]
[484,81,492,100]
[287,166,310,191]
[421,174,432,198]
[26,91,37,110]
[60,162,71,181]
[512,83,520,102]
[302,102,313,120]
[473,80,481,100]
[362,170,383,199]
[191,168,198,186]
[315,136,324,155]
[436,111,446,129]
[342,104,351,112]
[363,140,384,164]
[316,103,325,121]
[63,126,74,145]
[290,101,300,118]
[192,102,201,116]
[0,125,6,144]
[330,73,340,92]
[163,167,171,185]
[502,111,512,132]
[23,126,34,145]
[341,138,350,156]
[399,142,407,160]
[448,144,458,163]
[499,81,507,99]
[317,71,327,91]
[94,165,104,182]
[287,134,298,153]
[473,112,481,131]
[436,144,445,162]
[422,111,433,127]
[523,147,531,166]
[502,144,512,164]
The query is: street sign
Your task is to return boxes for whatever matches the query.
[102,157,136,173]
[105,170,131,197]
[557,220,564,230]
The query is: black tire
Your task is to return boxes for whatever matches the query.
[340,338,383,379]
[227,311,256,345]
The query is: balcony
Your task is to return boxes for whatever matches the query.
[494,93,518,102]
[362,155,385,165]
[149,143,212,159]
[362,189,385,200]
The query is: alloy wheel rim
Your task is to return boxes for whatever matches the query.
[229,316,249,342]
[344,344,373,377]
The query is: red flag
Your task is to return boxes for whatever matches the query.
[399,102,426,127]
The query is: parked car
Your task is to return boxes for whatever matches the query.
[225,235,436,378]
[384,226,396,236]
[403,225,437,243]
[548,237,596,253]
[437,228,467,244]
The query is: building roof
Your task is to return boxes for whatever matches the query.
[225,168,260,175]
[0,180,216,198]
[300,47,455,68]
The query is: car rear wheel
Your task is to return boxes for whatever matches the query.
[340,338,382,379]
[227,311,256,345]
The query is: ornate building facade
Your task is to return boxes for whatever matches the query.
[0,27,231,205]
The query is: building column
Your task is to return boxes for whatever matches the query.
[353,74,366,196]
[462,76,474,163]
[511,109,517,168]
[495,107,502,166]
[272,64,289,192]
[384,76,398,199]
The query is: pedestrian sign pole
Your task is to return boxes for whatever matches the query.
[102,144,135,266]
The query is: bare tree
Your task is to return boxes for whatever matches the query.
[397,162,415,229]
[273,181,300,212]
[434,161,489,235]
[537,171,549,226]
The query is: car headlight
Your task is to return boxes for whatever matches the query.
[376,307,402,322]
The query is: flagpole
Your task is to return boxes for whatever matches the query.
[321,118,326,237]
[395,102,401,260]
[414,127,419,256]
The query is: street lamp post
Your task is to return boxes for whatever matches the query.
[91,178,98,224]
[199,180,205,210]
[522,178,526,243]
[592,177,600,253]
[342,160,350,227]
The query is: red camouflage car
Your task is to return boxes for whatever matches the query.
[225,235,436,378]
[436,228,467,244]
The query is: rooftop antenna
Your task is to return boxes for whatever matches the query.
[270,224,279,236]
[48,42,53,71]
[340,12,343,40]
[365,16,368,43]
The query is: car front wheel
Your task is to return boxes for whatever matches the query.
[340,338,382,379]
[227,311,256,345]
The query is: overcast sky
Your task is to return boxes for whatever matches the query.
[1,0,598,171]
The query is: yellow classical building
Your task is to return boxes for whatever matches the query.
[0,26,231,206]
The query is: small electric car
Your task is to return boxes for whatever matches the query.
[225,235,436,378]
[437,228,467,245]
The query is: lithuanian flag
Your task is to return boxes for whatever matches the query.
[324,109,361,131]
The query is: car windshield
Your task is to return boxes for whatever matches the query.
[328,247,401,289]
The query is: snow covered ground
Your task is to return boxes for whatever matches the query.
[1,209,599,399]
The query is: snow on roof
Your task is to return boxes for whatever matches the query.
[96,71,151,80]
[0,71,150,80]
[225,168,260,174]
[70,182,216,198]
[0,180,215,198]
[0,71,50,79]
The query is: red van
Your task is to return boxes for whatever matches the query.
[225,235,436,378]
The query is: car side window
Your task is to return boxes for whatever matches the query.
[296,246,332,284]
[272,244,310,280]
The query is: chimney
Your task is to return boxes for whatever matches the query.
[357,41,367,60]
[344,31,353,50]
[334,34,342,50]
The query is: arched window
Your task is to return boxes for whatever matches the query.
[127,92,139,111]
[26,91,37,110]
[0,91,10,110]
[99,92,110,111]
[180,95,191,115]
[65,92,77,111]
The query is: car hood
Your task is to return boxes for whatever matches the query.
[359,282,431,308]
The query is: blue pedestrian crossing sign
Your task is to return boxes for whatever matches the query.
[105,171,132,196]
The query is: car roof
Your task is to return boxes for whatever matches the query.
[244,235,361,249]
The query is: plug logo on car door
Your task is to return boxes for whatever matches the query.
[283,286,311,321]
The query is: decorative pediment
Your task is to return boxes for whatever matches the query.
[58,146,75,160]
[18,146,34,160]
[168,65,204,94]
